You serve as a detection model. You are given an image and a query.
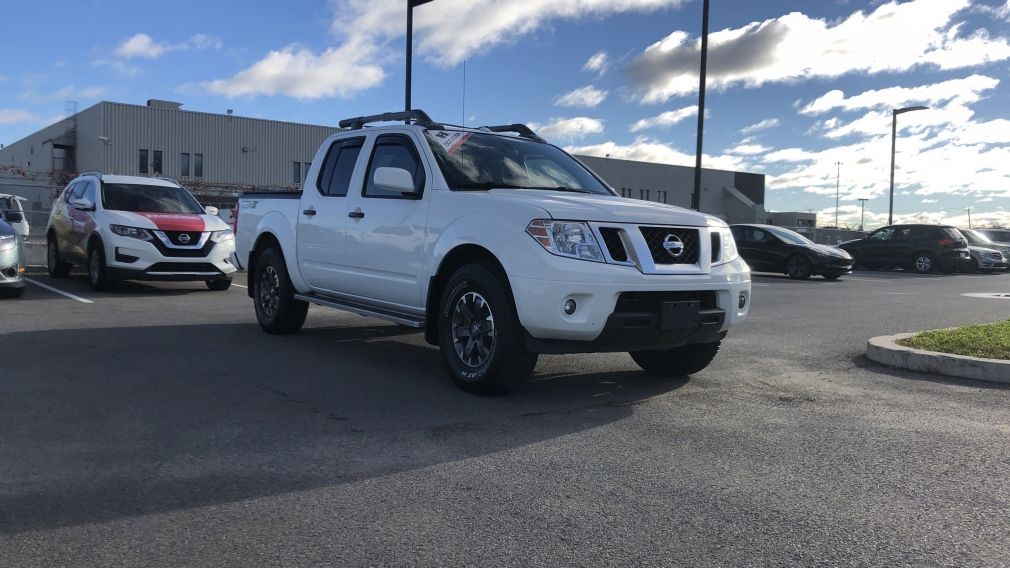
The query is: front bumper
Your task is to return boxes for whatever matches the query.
[812,257,854,274]
[103,232,237,282]
[1,246,25,288]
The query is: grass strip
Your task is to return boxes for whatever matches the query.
[898,319,1010,360]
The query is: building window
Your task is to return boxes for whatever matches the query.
[656,190,667,204]
[621,187,632,198]
[194,154,203,177]
[180,153,190,177]
[152,150,163,175]
[293,161,301,184]
[639,189,650,201]
[139,149,149,174]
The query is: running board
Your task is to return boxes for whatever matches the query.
[294,293,425,328]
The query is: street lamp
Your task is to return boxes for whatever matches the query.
[691,0,710,211]
[405,0,437,114]
[834,161,842,228]
[888,105,928,225]
[858,198,869,232]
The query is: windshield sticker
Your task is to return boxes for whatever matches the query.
[430,131,471,155]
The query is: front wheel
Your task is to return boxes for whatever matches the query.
[88,242,113,291]
[438,263,537,395]
[630,341,721,377]
[786,255,813,280]
[206,278,232,291]
[253,248,308,334]
[47,235,71,278]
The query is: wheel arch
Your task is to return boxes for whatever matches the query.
[247,231,282,297]
[424,244,512,346]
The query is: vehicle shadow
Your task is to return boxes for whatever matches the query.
[850,353,1010,391]
[0,322,684,535]
[751,273,845,283]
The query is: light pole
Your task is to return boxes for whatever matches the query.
[691,0,710,211]
[888,105,928,225]
[858,198,868,232]
[405,0,437,114]
[835,161,841,228]
[966,206,973,229]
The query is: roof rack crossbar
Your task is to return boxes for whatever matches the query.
[338,109,441,130]
[481,124,546,143]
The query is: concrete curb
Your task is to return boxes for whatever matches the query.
[866,332,1010,384]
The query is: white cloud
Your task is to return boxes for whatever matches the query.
[114,33,223,59]
[800,74,999,115]
[922,198,939,203]
[554,85,608,108]
[567,137,748,172]
[740,118,780,134]
[92,59,142,78]
[726,143,771,156]
[206,0,683,100]
[583,50,610,75]
[812,203,1010,230]
[627,0,1010,103]
[0,109,42,125]
[977,1,1010,20]
[529,117,605,142]
[629,105,697,132]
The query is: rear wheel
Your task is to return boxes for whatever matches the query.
[88,242,113,291]
[630,341,721,377]
[206,278,232,291]
[913,253,936,274]
[47,235,71,278]
[786,255,813,280]
[253,247,308,334]
[438,263,537,395]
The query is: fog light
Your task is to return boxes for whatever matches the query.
[563,298,577,315]
[739,293,747,309]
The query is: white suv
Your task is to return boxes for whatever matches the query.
[46,173,237,290]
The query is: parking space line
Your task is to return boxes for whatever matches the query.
[25,278,95,304]
[232,283,248,289]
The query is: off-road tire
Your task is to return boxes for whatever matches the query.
[253,247,308,334]
[438,263,537,395]
[630,341,721,377]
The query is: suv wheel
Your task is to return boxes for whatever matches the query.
[786,255,813,280]
[88,242,113,291]
[47,235,71,278]
[438,263,537,395]
[253,247,308,334]
[630,341,721,377]
[913,253,935,274]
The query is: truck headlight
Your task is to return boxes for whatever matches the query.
[712,227,738,265]
[110,225,151,240]
[211,229,234,242]
[526,220,605,262]
[0,234,15,252]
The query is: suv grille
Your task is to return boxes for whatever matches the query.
[165,231,204,246]
[599,227,628,262]
[640,227,700,265]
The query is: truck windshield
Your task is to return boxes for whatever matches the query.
[425,130,613,195]
[102,183,204,214]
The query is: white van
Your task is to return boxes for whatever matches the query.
[0,194,29,237]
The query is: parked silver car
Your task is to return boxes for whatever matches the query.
[0,208,26,298]
[961,229,1010,273]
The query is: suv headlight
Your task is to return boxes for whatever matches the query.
[526,220,605,262]
[211,229,234,242]
[712,227,738,265]
[110,225,151,240]
[0,234,15,252]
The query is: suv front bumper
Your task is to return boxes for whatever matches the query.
[104,232,237,282]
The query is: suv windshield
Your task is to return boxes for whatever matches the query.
[961,229,991,245]
[764,226,814,246]
[425,130,613,195]
[102,183,204,214]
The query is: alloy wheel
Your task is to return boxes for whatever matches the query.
[258,265,280,318]
[915,255,932,272]
[451,291,496,368]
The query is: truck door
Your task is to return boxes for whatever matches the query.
[339,132,431,312]
[296,136,365,292]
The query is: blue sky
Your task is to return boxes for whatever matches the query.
[2,0,1010,228]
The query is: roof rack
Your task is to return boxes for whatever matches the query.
[338,109,441,130]
[79,171,103,178]
[480,124,546,143]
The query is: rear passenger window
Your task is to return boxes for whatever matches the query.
[316,137,364,197]
[363,135,425,198]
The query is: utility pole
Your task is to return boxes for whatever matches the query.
[405,0,437,115]
[966,206,972,229]
[690,0,710,211]
[835,161,841,228]
[858,198,868,232]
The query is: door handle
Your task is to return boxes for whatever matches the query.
[348,211,365,219]
[303,208,316,216]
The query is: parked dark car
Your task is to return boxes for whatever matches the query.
[730,224,854,280]
[838,224,970,274]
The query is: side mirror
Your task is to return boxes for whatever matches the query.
[71,198,95,211]
[374,167,418,196]
[204,206,219,216]
[3,210,23,223]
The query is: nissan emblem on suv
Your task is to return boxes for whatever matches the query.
[179,233,191,244]
[662,234,685,259]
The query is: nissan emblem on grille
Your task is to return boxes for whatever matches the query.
[178,234,191,244]
[662,234,685,259]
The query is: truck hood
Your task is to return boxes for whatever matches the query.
[485,189,721,227]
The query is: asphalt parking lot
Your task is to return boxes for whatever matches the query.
[3,269,1010,567]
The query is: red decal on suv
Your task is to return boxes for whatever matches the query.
[136,213,206,232]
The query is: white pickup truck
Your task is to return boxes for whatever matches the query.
[233,110,751,394]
